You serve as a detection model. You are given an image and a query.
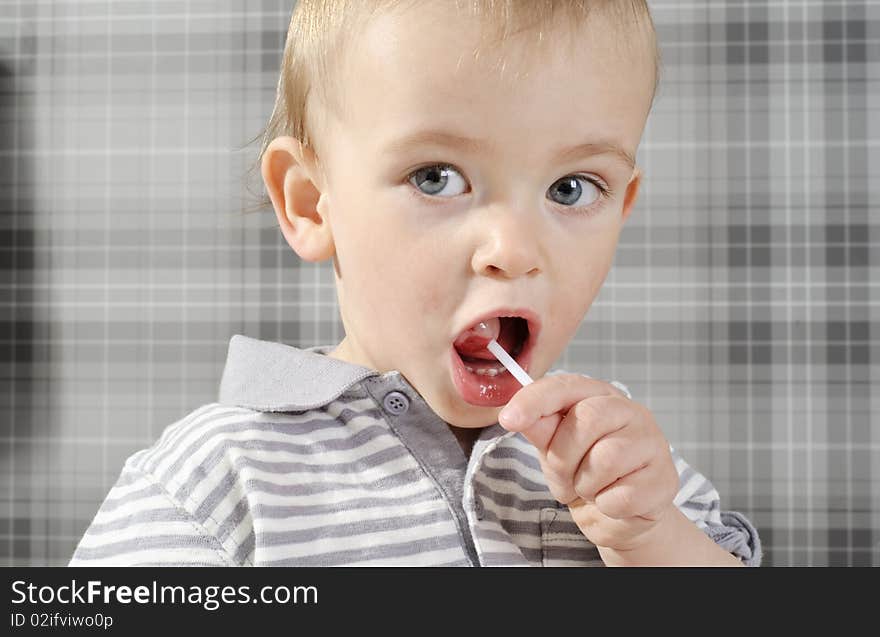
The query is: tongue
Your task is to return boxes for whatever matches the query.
[454,317,517,361]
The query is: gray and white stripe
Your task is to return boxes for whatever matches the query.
[70,376,760,566]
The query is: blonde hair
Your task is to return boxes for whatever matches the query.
[247,0,660,212]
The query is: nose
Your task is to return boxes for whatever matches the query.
[470,204,543,279]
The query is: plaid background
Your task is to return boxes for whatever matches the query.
[0,0,877,566]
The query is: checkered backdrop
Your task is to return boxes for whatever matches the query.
[0,0,877,566]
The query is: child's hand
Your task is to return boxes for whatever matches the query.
[497,374,680,553]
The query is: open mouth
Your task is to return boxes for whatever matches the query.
[449,310,540,406]
[453,316,530,374]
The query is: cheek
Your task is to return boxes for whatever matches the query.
[555,233,620,319]
[415,280,447,317]
[404,240,455,316]
[352,230,451,315]
[569,231,619,288]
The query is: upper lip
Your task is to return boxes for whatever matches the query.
[452,306,542,349]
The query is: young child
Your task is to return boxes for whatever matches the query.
[70,0,761,566]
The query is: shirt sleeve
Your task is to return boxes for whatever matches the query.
[68,463,238,567]
[670,446,762,566]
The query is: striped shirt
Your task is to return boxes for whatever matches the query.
[69,334,761,566]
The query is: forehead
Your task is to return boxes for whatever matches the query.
[330,3,655,153]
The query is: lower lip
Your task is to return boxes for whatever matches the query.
[449,344,532,407]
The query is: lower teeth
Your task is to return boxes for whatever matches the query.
[463,364,507,377]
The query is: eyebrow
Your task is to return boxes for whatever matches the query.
[383,130,636,169]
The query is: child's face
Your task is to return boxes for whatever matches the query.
[281,5,654,428]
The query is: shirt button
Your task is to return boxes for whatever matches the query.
[382,391,410,415]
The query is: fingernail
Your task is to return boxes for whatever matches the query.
[499,406,521,428]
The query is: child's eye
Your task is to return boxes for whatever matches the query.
[407,165,610,212]
[408,164,468,198]
[547,174,609,210]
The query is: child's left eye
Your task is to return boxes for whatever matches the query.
[408,164,469,197]
[547,174,609,209]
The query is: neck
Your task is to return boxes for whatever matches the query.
[448,424,483,457]
[326,337,373,370]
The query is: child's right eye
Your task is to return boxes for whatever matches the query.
[408,164,469,198]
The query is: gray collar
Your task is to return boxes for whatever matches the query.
[218,334,386,412]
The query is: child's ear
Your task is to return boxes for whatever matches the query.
[261,136,335,263]
[621,166,642,223]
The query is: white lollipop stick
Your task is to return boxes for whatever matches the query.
[486,338,533,387]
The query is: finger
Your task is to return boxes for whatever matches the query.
[593,462,675,520]
[567,498,656,550]
[517,413,564,452]
[498,374,627,437]
[572,428,656,503]
[542,395,632,500]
